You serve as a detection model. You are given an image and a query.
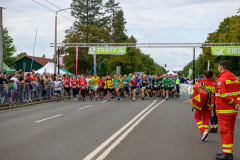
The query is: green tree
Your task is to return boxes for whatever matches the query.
[3,27,16,65]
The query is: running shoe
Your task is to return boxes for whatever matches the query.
[83,98,85,101]
[68,98,70,101]
[118,96,121,101]
[108,99,110,101]
[133,98,135,101]
[101,98,102,100]
[125,97,127,100]
[155,97,157,99]
[57,100,59,102]
[202,130,209,141]
[91,98,92,101]
[64,98,67,101]
[142,97,144,100]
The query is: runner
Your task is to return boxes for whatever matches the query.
[103,76,107,99]
[152,75,160,99]
[85,75,91,97]
[128,73,133,99]
[148,75,153,97]
[64,74,71,101]
[122,74,130,100]
[130,76,138,101]
[71,76,79,101]
[53,77,62,102]
[98,77,105,100]
[88,79,94,101]
[170,74,176,98]
[162,74,171,100]
[105,76,114,101]
[113,75,122,101]
[79,75,87,101]
[159,75,164,98]
[141,75,149,100]
[91,73,100,100]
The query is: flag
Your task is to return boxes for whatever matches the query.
[93,54,96,74]
[207,60,210,70]
[188,68,193,78]
[76,44,78,75]
[30,26,38,73]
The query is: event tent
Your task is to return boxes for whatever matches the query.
[3,62,15,74]
[166,70,177,76]
[61,68,75,77]
[35,62,66,74]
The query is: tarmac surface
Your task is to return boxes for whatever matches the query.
[0,96,239,160]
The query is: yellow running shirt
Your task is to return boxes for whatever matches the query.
[105,79,113,89]
[91,77,100,86]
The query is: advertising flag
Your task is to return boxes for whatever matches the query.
[76,44,78,75]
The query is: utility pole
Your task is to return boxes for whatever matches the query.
[54,12,57,74]
[54,8,72,74]
[0,7,3,73]
[193,47,196,84]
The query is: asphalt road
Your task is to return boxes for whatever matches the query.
[0,96,239,160]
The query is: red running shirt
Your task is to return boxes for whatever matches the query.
[79,79,87,90]
[130,80,138,86]
[98,80,105,89]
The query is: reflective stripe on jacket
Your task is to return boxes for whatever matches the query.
[215,70,239,116]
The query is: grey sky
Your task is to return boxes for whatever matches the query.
[2,0,240,71]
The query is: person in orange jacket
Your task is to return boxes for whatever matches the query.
[215,60,239,160]
[193,70,215,142]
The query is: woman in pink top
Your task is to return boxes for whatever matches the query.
[130,76,138,101]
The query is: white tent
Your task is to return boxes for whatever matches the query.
[35,62,67,74]
[166,70,177,76]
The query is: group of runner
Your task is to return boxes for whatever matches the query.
[53,73,178,102]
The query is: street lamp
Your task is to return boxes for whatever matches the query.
[54,8,72,74]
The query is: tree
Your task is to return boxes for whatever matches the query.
[42,54,46,58]
[3,27,16,65]
[105,0,127,43]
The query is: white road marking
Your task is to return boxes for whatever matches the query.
[101,100,108,104]
[79,105,93,110]
[35,114,62,123]
[96,99,166,160]
[83,99,157,160]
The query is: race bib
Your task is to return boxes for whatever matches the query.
[82,86,85,89]
[142,87,146,89]
[65,85,69,88]
[154,85,158,87]
[73,86,76,89]
[104,87,107,89]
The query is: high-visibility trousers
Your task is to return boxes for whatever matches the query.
[194,108,211,135]
[218,115,236,154]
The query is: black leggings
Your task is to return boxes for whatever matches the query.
[176,84,180,94]
[73,88,79,97]
[80,90,86,98]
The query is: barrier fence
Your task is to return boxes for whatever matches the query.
[0,83,64,107]
[179,84,194,101]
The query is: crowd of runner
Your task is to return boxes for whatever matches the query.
[51,73,186,102]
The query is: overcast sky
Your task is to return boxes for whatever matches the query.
[2,0,240,71]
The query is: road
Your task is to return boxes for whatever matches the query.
[0,96,239,160]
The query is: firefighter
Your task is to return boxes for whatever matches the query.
[193,70,215,141]
[215,60,240,160]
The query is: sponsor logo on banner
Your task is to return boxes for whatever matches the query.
[88,47,127,55]
[211,46,240,56]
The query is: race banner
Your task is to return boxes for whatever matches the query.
[211,46,240,56]
[88,47,127,55]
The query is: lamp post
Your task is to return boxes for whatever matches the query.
[54,8,72,74]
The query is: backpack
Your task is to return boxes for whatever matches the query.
[189,82,211,110]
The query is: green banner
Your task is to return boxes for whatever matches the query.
[88,47,127,55]
[188,68,192,78]
[211,46,240,56]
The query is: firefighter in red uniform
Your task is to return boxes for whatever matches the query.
[193,70,215,141]
[215,60,239,160]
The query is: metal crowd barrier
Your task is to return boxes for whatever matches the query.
[0,83,64,107]
[179,84,194,102]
